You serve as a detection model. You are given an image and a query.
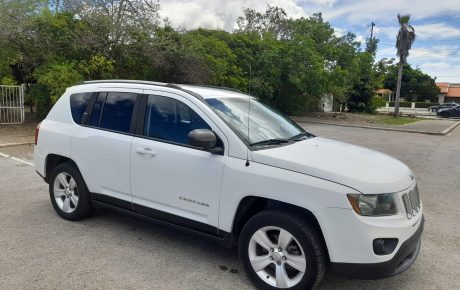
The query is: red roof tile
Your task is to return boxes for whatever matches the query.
[436,82,449,93]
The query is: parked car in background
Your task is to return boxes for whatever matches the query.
[437,105,460,118]
[34,80,424,290]
[429,102,458,112]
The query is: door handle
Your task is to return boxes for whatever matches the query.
[135,147,156,157]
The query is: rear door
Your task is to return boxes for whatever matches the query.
[130,90,227,233]
[71,89,142,208]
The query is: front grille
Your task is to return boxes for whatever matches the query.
[402,185,421,219]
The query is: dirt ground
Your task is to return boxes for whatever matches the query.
[0,113,39,145]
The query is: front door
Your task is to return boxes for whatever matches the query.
[130,91,227,234]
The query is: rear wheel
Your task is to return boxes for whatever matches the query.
[49,162,92,220]
[441,112,450,118]
[239,210,326,290]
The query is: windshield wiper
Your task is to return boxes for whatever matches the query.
[250,138,290,146]
[289,132,312,141]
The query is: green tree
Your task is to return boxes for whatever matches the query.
[35,61,83,103]
[384,64,439,101]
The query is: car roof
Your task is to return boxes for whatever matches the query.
[74,80,249,100]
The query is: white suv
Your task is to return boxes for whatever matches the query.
[34,80,423,289]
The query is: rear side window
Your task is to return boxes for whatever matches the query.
[99,92,137,133]
[143,94,211,145]
[70,93,92,124]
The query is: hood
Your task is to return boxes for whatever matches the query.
[252,137,414,194]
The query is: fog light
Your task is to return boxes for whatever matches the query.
[373,238,398,255]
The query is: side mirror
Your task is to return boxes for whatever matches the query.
[187,129,222,154]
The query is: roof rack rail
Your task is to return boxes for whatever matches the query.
[81,79,167,86]
[79,80,205,100]
[166,83,204,100]
[190,84,244,93]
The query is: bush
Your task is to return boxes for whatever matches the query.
[387,101,439,108]
[388,101,412,108]
[364,96,387,113]
[29,84,51,119]
[35,62,83,103]
[0,75,17,85]
[415,102,438,108]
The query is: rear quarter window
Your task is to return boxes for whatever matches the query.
[70,93,93,124]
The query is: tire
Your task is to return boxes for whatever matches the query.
[49,162,92,221]
[440,112,449,118]
[238,210,326,290]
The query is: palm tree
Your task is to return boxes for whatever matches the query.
[394,14,415,117]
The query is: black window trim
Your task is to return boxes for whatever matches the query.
[81,91,142,137]
[135,93,225,155]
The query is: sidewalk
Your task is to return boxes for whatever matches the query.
[291,116,460,135]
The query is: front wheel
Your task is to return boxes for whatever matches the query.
[239,210,326,290]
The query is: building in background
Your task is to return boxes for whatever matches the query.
[376,88,395,101]
[436,83,460,103]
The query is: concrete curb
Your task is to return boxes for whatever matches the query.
[0,142,34,148]
[442,121,460,135]
[294,119,460,136]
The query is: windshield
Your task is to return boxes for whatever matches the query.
[205,97,312,146]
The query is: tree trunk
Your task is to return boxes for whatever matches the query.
[394,63,403,117]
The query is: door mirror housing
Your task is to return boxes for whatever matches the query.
[188,129,222,154]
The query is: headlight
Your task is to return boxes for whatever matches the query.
[347,193,397,216]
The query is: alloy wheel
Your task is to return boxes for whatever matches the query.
[248,226,306,288]
[53,172,79,213]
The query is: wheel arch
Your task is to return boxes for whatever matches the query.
[231,196,330,261]
[44,154,80,183]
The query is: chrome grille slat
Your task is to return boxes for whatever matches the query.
[402,186,421,219]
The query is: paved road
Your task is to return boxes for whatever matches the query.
[0,124,459,289]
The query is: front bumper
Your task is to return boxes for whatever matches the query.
[330,217,424,279]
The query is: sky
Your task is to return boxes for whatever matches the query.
[158,0,460,83]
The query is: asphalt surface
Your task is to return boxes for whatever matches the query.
[0,124,459,289]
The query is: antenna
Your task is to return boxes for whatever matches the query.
[245,62,252,167]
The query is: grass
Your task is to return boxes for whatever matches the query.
[360,114,421,125]
[298,112,423,126]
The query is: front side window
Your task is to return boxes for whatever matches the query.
[144,95,211,145]
[206,97,312,146]
[98,92,137,133]
[70,93,92,124]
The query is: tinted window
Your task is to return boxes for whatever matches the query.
[70,93,92,124]
[99,92,137,133]
[144,95,211,145]
[88,93,106,127]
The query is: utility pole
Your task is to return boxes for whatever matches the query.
[370,22,375,39]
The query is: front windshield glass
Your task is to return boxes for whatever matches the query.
[205,97,312,146]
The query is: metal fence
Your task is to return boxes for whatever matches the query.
[0,85,25,124]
